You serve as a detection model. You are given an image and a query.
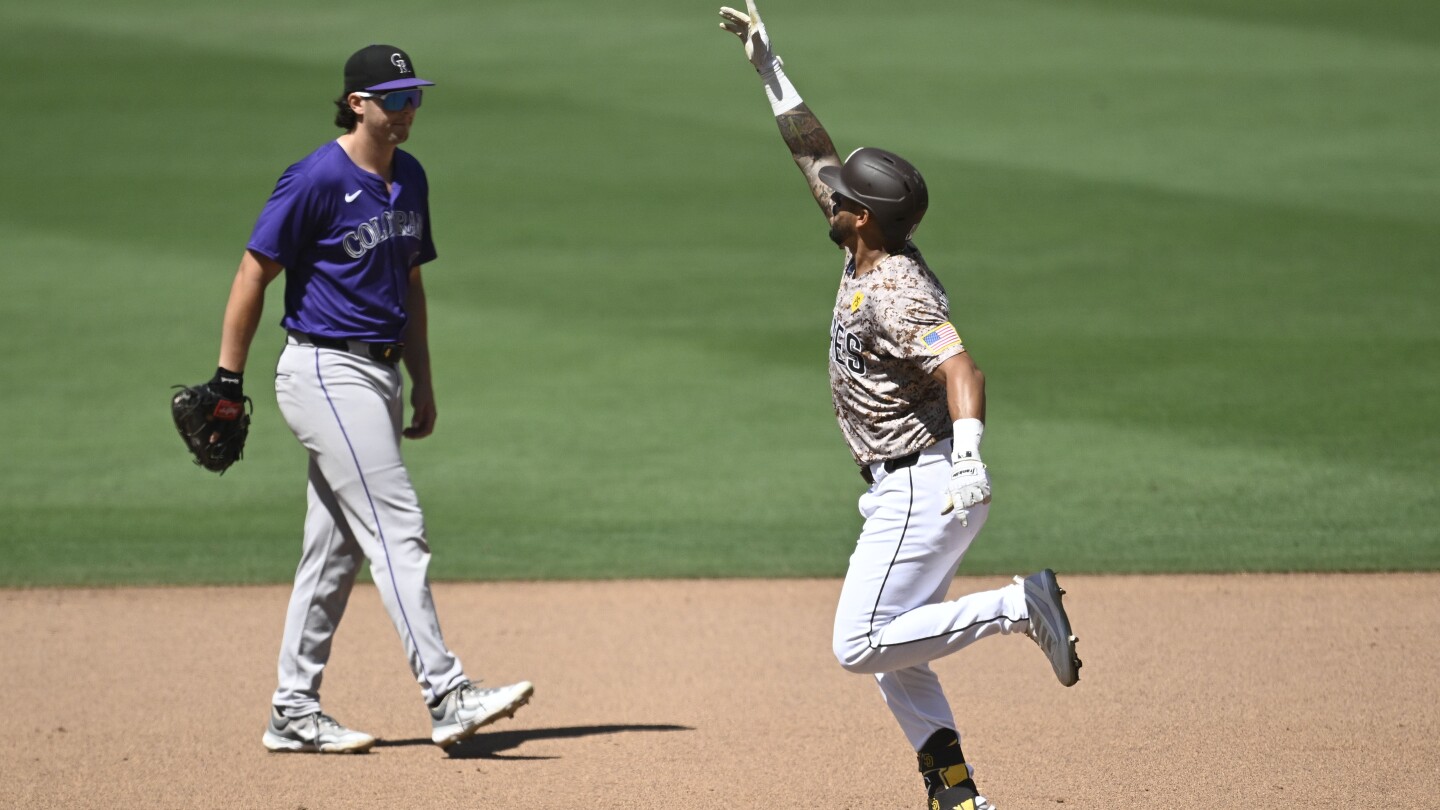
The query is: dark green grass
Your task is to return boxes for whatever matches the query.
[2,0,1437,585]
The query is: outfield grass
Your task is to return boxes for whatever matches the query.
[3,0,1437,585]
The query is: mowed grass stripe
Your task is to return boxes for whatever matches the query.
[3,0,1437,583]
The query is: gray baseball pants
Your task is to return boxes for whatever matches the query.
[270,334,467,717]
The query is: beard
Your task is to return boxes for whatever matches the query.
[828,218,852,247]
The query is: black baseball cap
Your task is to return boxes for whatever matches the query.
[343,45,435,95]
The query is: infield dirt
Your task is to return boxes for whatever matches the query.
[2,574,1436,809]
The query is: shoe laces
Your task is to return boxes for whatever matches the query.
[314,713,348,736]
[441,681,485,710]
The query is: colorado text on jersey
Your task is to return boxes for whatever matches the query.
[341,209,425,259]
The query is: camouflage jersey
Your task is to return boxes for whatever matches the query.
[828,245,966,466]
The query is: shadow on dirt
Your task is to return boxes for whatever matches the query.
[373,723,693,760]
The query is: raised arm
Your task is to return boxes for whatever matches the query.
[719,0,841,220]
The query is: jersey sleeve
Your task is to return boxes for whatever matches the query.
[872,284,966,375]
[416,191,437,266]
[404,153,438,267]
[246,168,322,268]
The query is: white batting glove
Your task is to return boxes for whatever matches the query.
[719,0,779,73]
[941,418,991,526]
[719,0,803,113]
[941,459,991,527]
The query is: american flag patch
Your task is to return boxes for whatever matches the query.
[920,322,963,355]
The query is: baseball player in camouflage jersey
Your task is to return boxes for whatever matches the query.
[719,4,1082,808]
[209,44,532,754]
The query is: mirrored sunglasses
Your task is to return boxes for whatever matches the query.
[356,88,423,111]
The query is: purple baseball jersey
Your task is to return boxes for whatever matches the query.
[248,140,437,342]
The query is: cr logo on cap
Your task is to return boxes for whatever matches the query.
[391,52,410,74]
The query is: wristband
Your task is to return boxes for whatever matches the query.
[758,58,803,115]
[952,418,984,462]
[211,366,245,401]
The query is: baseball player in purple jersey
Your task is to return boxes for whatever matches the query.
[719,4,1082,807]
[208,44,531,754]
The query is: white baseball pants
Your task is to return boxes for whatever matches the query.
[270,336,467,716]
[832,439,1030,750]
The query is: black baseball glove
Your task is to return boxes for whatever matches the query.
[171,369,251,474]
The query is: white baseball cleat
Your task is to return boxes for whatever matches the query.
[262,708,376,753]
[429,680,534,748]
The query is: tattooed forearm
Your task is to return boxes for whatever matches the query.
[776,103,841,216]
[777,104,836,161]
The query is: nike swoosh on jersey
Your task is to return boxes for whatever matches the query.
[344,190,362,203]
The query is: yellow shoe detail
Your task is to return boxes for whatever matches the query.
[939,764,969,789]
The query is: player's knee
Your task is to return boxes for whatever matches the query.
[833,636,879,674]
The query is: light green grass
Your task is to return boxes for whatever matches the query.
[2,0,1437,585]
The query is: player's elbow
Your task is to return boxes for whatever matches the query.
[958,359,984,392]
